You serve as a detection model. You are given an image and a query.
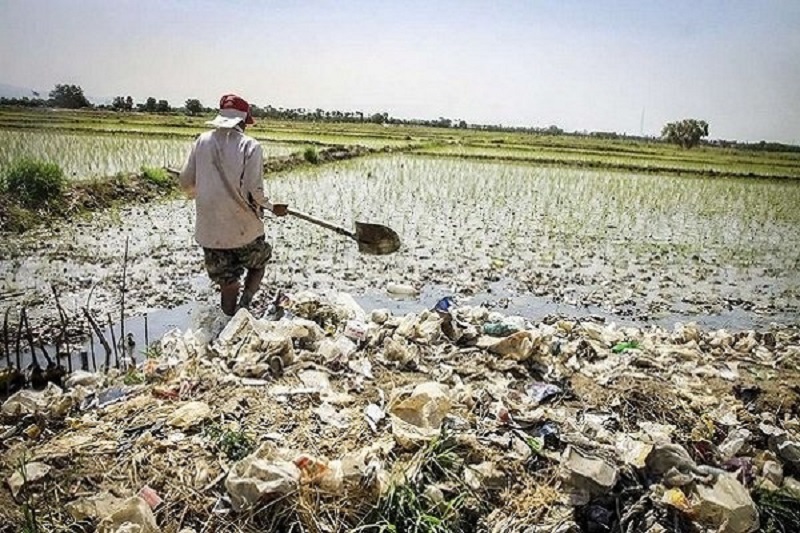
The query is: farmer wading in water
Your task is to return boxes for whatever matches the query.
[180,94,287,316]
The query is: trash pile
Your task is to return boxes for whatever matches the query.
[2,290,800,532]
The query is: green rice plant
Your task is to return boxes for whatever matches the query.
[122,369,145,385]
[204,424,255,461]
[142,343,163,359]
[3,158,66,208]
[141,166,175,189]
[358,429,475,533]
[303,146,320,164]
[753,488,800,533]
[365,482,467,533]
[17,454,40,533]
[612,341,641,354]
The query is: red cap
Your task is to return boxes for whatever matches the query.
[219,94,254,125]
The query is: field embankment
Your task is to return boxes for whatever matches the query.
[0,144,375,233]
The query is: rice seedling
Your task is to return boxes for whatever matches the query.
[0,130,299,179]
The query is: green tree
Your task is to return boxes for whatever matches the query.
[185,98,203,116]
[143,97,157,112]
[661,119,709,149]
[155,99,170,113]
[111,96,126,111]
[49,84,91,108]
[111,96,133,111]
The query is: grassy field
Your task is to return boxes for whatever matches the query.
[1,107,799,179]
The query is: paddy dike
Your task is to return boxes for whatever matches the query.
[0,144,377,234]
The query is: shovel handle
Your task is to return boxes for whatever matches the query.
[286,208,354,238]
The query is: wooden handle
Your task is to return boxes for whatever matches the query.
[287,208,354,238]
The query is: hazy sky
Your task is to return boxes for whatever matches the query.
[2,0,799,143]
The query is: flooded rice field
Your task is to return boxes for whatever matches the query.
[1,153,799,358]
[0,130,301,178]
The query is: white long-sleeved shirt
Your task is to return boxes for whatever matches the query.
[180,128,271,249]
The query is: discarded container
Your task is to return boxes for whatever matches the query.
[611,341,640,354]
[692,474,759,533]
[344,320,369,342]
[65,370,101,389]
[434,296,455,313]
[561,446,619,504]
[386,283,419,296]
[525,382,562,404]
[97,496,160,533]
[486,331,539,362]
[719,428,752,461]
[7,462,51,499]
[66,492,126,522]
[482,321,520,337]
[318,336,357,365]
[167,401,211,429]
[662,488,693,514]
[225,444,302,511]
[383,336,419,368]
[390,382,452,448]
[365,403,386,432]
[2,382,66,418]
[138,485,163,509]
[370,309,390,324]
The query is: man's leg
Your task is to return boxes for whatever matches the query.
[237,237,272,311]
[238,267,265,310]
[204,247,243,317]
[220,281,240,316]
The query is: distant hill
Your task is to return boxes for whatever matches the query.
[0,83,44,99]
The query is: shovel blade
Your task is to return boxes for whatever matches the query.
[355,222,401,255]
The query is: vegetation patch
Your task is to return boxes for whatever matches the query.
[2,158,67,209]
[303,146,320,164]
[753,487,800,533]
[140,166,173,188]
[0,160,179,233]
[361,430,484,533]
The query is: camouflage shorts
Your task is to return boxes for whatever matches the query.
[202,235,272,286]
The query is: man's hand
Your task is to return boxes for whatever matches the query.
[271,204,289,217]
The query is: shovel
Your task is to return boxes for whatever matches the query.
[285,207,401,255]
[164,167,401,255]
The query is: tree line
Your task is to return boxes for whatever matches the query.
[2,84,798,151]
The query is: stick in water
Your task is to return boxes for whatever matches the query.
[108,313,119,369]
[21,309,40,370]
[120,237,128,363]
[15,309,23,369]
[83,308,111,370]
[51,284,71,372]
[2,307,10,369]
[89,329,97,371]
[144,313,149,354]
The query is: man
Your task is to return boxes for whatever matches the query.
[180,94,287,316]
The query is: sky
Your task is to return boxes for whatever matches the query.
[1,0,799,143]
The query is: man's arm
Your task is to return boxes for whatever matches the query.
[242,142,266,210]
[242,140,288,216]
[179,141,198,199]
